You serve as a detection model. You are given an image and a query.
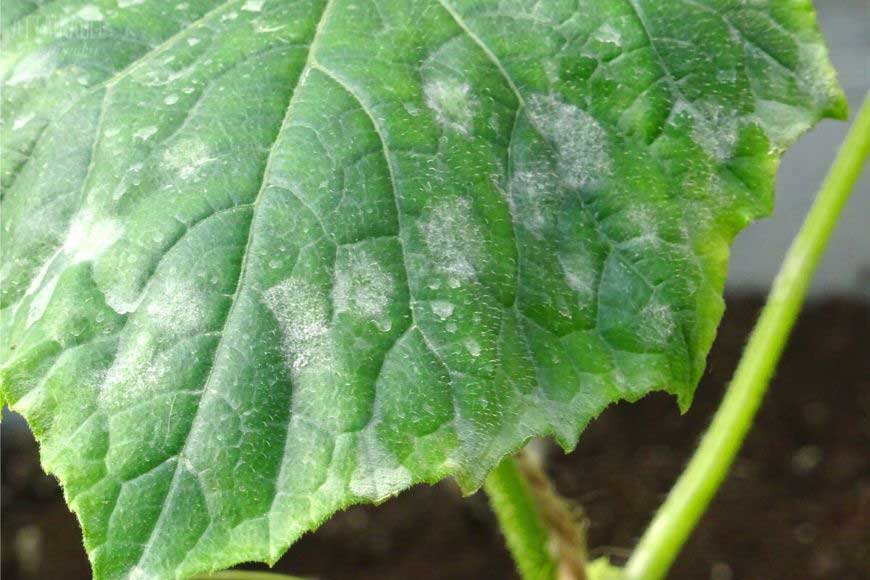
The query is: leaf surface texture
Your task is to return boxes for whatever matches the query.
[0,0,845,577]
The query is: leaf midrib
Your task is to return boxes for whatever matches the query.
[129,0,336,570]
[131,1,532,567]
[17,0,776,571]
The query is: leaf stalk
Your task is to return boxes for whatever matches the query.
[485,455,559,580]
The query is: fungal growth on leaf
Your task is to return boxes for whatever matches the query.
[0,1,845,579]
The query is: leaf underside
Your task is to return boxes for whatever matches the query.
[0,0,845,578]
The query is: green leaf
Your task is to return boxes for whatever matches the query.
[0,1,844,578]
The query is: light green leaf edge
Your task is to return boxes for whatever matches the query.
[0,1,845,578]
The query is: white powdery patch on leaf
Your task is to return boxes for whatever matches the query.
[76,4,104,21]
[6,51,57,86]
[262,278,331,370]
[126,566,152,580]
[144,280,205,335]
[241,0,264,12]
[797,42,844,116]
[509,167,560,236]
[592,23,622,46]
[752,99,815,153]
[63,211,123,264]
[526,94,613,190]
[674,99,740,163]
[350,431,412,501]
[105,292,144,316]
[333,248,394,332]
[25,248,61,297]
[163,139,216,180]
[134,125,158,141]
[423,78,477,135]
[464,338,481,357]
[430,300,454,319]
[558,249,598,306]
[26,274,60,328]
[420,197,485,288]
[98,334,168,410]
[638,299,677,348]
[12,112,36,131]
[622,203,662,243]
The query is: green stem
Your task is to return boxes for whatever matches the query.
[624,93,870,580]
[485,456,558,580]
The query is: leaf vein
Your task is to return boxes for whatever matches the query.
[129,0,335,570]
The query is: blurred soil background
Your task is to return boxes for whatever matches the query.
[4,296,869,580]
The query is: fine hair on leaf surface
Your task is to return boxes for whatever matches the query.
[0,0,845,578]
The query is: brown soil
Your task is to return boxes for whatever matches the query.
[3,296,869,580]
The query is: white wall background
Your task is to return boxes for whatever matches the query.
[727,0,869,298]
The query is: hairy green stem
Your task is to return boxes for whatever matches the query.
[624,93,870,580]
[485,456,558,580]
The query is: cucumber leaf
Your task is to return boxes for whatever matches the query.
[0,1,845,578]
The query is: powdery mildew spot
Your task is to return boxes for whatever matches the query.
[509,168,559,236]
[262,278,330,370]
[241,0,264,11]
[430,300,454,319]
[593,23,622,46]
[797,42,843,115]
[99,334,167,410]
[559,250,598,304]
[350,432,412,501]
[26,274,59,328]
[145,280,204,335]
[113,162,144,200]
[12,112,35,131]
[25,247,61,298]
[464,338,481,357]
[7,52,56,86]
[105,291,144,316]
[163,139,216,180]
[76,5,104,21]
[526,94,612,190]
[423,78,477,135]
[638,300,676,348]
[255,22,285,34]
[420,197,484,287]
[622,203,663,243]
[752,100,815,153]
[333,249,394,332]
[63,211,122,264]
[674,99,739,163]
[134,125,158,141]
[126,565,153,580]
